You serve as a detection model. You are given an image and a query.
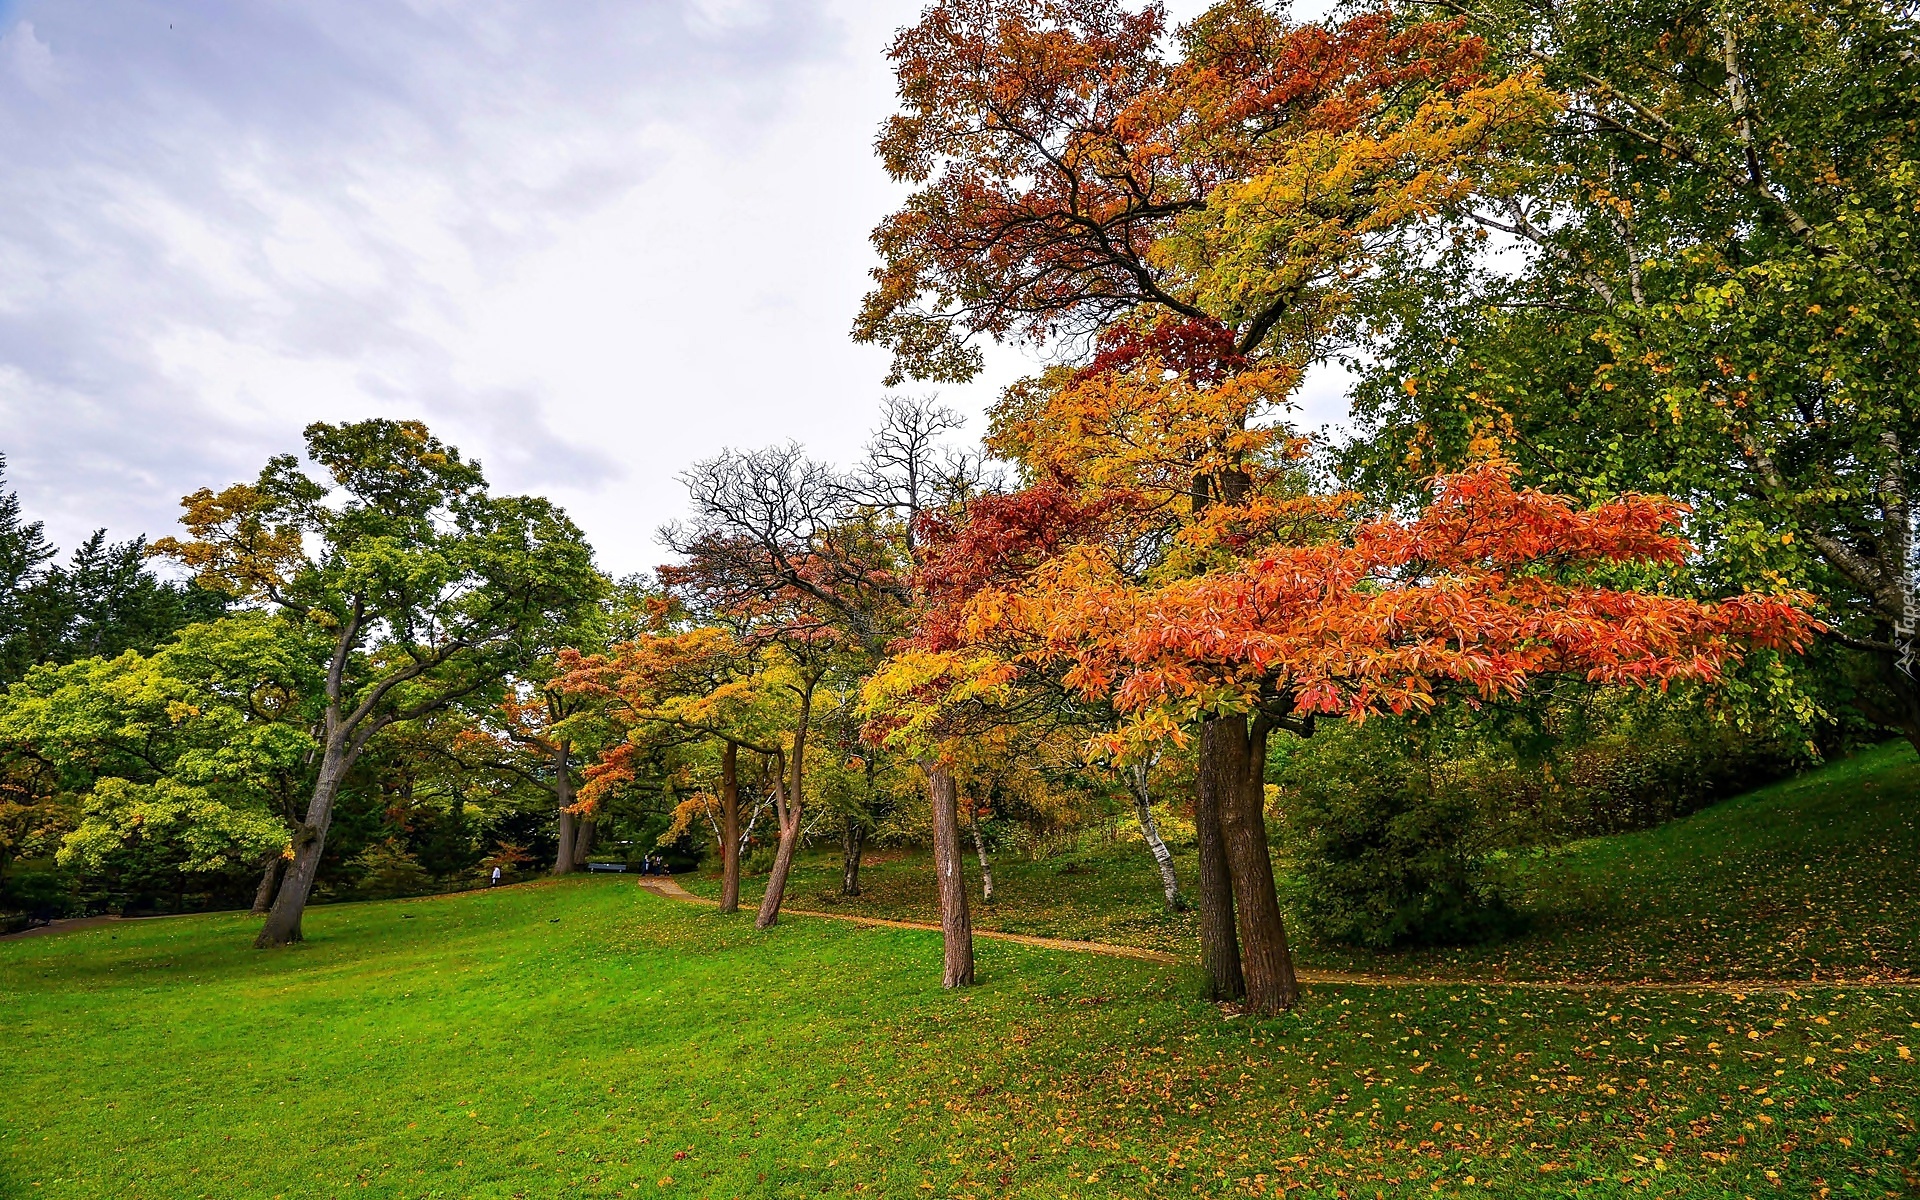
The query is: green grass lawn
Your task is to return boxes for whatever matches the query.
[687,741,1920,984]
[2,743,1916,1199]
[2,879,1917,1198]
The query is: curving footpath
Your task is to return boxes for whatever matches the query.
[635,875,1920,994]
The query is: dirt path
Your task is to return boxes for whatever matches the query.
[637,875,1178,964]
[635,876,1920,994]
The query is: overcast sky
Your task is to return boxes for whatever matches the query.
[0,0,1343,576]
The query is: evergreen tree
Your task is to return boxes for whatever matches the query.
[0,453,226,683]
[0,455,57,682]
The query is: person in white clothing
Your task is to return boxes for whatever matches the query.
[490,865,502,887]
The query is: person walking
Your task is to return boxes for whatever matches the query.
[490,865,502,887]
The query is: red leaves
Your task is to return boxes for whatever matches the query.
[1081,317,1246,387]
[1354,467,1691,570]
[913,479,1122,652]
[857,0,1510,384]
[1182,6,1486,140]
[937,464,1818,727]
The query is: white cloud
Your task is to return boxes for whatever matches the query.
[0,0,1345,575]
[4,20,57,94]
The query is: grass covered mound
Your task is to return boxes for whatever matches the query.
[3,872,1917,1198]
[687,742,1920,984]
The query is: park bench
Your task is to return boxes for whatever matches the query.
[585,862,628,873]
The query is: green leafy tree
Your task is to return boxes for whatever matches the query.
[151,419,600,946]
[0,454,56,684]
[1346,0,1920,748]
[0,613,323,910]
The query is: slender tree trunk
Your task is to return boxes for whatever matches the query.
[1214,714,1297,1014]
[256,738,350,948]
[840,814,865,897]
[1131,761,1182,909]
[755,781,800,930]
[552,740,577,875]
[928,764,974,987]
[755,682,814,930]
[571,818,596,868]
[1194,717,1245,1001]
[719,741,741,914]
[968,812,995,905]
[250,853,287,916]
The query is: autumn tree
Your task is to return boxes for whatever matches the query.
[897,461,1812,1010]
[658,455,848,928]
[859,0,1558,994]
[560,624,795,916]
[152,419,600,947]
[456,660,606,875]
[659,399,981,954]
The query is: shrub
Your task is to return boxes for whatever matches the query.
[1278,724,1520,948]
[743,843,777,877]
[0,860,77,924]
[1270,689,1803,946]
[350,838,434,900]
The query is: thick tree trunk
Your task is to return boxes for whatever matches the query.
[1131,761,1182,909]
[968,814,995,904]
[840,814,865,897]
[553,811,577,876]
[250,853,287,916]
[1194,718,1245,1001]
[551,741,577,875]
[719,741,741,914]
[571,818,596,868]
[755,684,813,930]
[928,764,974,987]
[1214,714,1298,1014]
[256,740,350,948]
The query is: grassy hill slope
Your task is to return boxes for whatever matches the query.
[686,742,1920,983]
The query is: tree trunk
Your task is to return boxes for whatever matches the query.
[1214,714,1298,1014]
[754,785,800,930]
[250,853,287,916]
[840,813,865,897]
[928,764,974,987]
[255,740,350,948]
[719,741,741,914]
[553,812,577,876]
[1194,717,1245,1001]
[755,683,814,930]
[1131,761,1182,909]
[572,818,597,867]
[551,741,577,875]
[968,813,995,905]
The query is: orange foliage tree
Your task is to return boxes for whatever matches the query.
[859,0,1566,1001]
[557,625,791,917]
[885,462,1815,1012]
[856,0,1550,382]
